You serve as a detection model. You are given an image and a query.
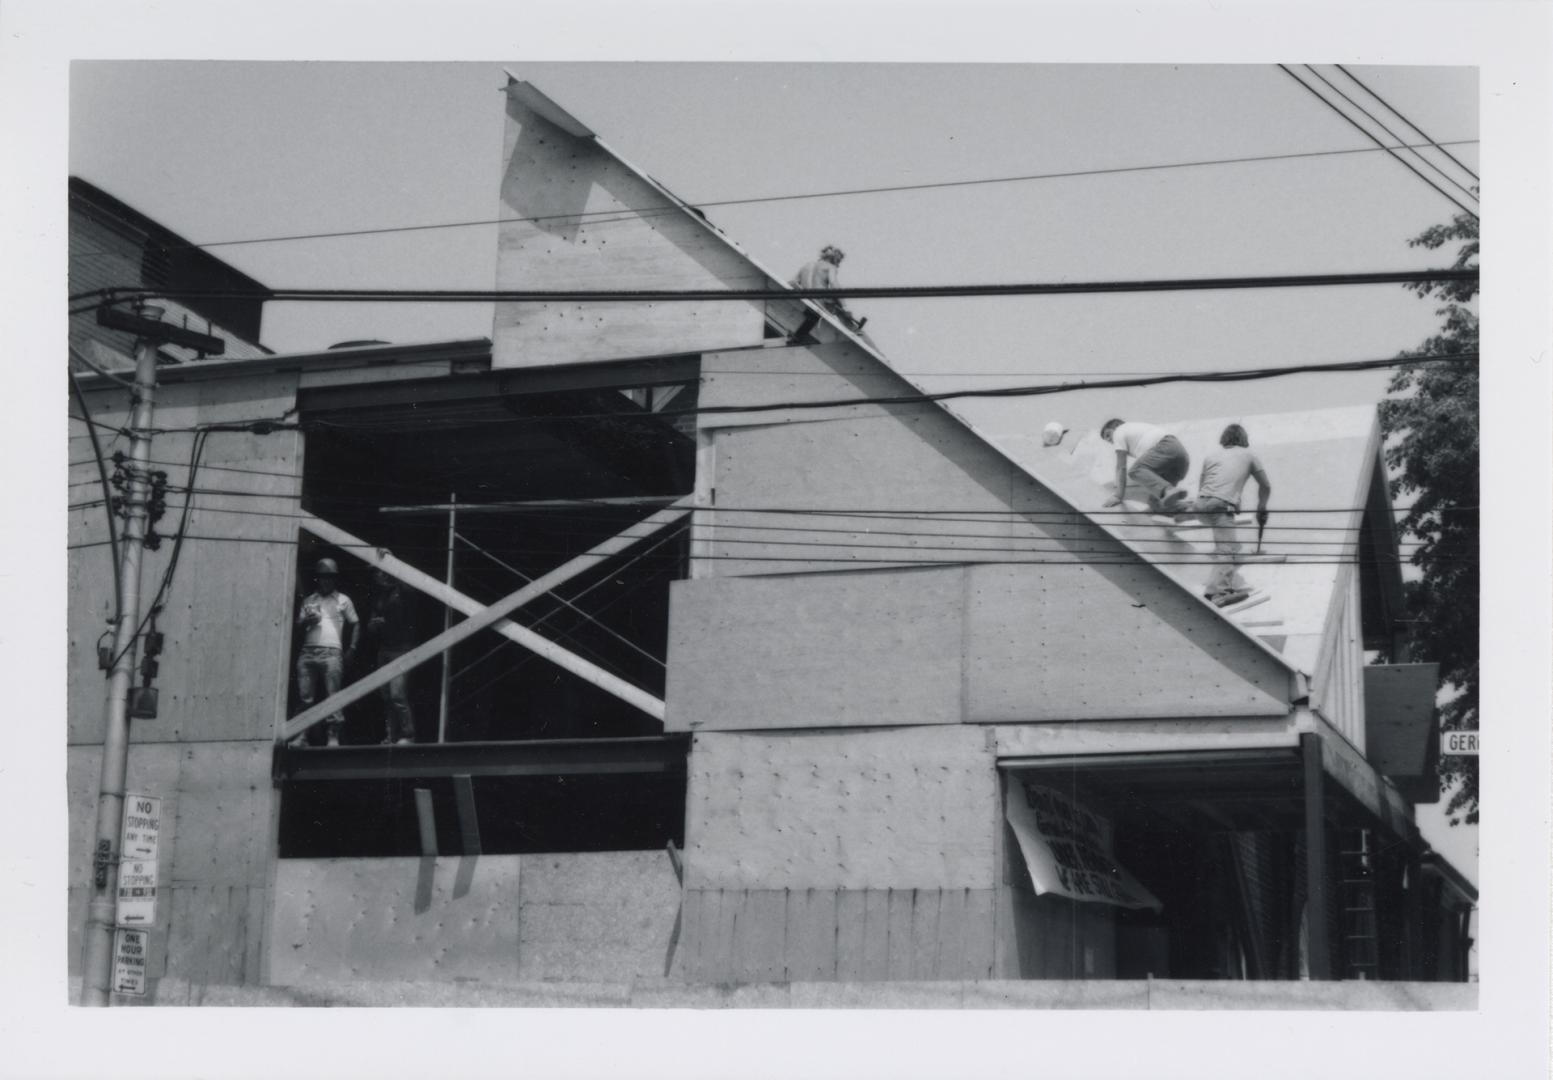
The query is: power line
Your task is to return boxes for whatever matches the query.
[64,532,1464,568]
[64,499,1441,553]
[68,370,121,605]
[66,138,1482,258]
[116,352,1474,435]
[1299,66,1478,204]
[1276,65,1479,222]
[1333,65,1480,183]
[74,267,1479,309]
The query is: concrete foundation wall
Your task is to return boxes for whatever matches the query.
[69,974,1479,1010]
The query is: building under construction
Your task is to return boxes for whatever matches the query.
[67,75,1475,1005]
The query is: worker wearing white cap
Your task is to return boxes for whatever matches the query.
[1041,421,1069,447]
[295,556,359,746]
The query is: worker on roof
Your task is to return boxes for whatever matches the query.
[368,567,417,745]
[1099,418,1191,515]
[1179,423,1273,608]
[294,557,359,747]
[788,245,864,344]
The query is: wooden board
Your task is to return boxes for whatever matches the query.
[963,562,1294,722]
[678,886,997,983]
[665,568,966,733]
[269,856,522,986]
[991,717,1300,759]
[516,851,681,982]
[683,726,998,891]
[492,85,766,368]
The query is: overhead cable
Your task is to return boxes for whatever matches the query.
[67,370,121,603]
[63,533,1466,568]
[87,351,1475,439]
[1299,66,1478,203]
[1276,65,1479,221]
[65,137,1482,259]
[1333,65,1480,182]
[74,267,1480,309]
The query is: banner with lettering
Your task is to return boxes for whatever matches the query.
[1005,780,1162,911]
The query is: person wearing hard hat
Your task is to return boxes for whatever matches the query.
[788,245,863,344]
[295,556,359,747]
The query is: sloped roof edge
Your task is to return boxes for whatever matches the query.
[502,71,1306,683]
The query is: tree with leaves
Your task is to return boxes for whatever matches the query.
[1378,207,1478,824]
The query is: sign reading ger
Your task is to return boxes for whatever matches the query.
[1443,730,1480,756]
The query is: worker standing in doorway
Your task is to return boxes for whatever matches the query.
[1180,423,1272,607]
[368,567,417,745]
[295,557,359,747]
[788,245,864,343]
[1100,418,1191,515]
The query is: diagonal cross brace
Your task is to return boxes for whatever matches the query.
[281,502,690,742]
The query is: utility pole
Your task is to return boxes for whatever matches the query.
[79,329,160,1006]
[79,305,223,1006]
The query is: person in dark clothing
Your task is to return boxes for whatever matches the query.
[367,568,417,744]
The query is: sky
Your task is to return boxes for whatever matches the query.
[8,3,1551,1074]
[69,61,1480,448]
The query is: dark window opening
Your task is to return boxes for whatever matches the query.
[279,771,686,858]
[281,373,698,857]
[291,379,697,747]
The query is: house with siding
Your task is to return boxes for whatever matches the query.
[67,74,1473,1002]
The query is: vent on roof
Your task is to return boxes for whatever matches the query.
[327,340,391,350]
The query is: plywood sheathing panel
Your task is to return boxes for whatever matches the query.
[683,727,998,891]
[1312,568,1367,752]
[269,857,522,985]
[493,87,766,368]
[664,567,965,733]
[964,562,1293,721]
[991,716,1300,758]
[68,740,273,983]
[516,851,681,982]
[68,376,301,745]
[269,852,681,986]
[169,742,276,887]
[677,887,996,983]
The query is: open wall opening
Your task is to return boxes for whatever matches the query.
[278,364,697,856]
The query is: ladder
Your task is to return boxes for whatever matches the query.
[1339,828,1380,979]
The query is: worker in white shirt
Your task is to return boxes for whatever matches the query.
[1099,418,1191,514]
[295,557,359,747]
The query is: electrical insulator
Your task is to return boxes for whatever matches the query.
[144,631,164,658]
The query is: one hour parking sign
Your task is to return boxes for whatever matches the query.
[113,928,148,996]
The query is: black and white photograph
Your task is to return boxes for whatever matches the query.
[7,1,1551,1077]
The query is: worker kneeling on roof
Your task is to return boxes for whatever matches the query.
[1099,417,1190,514]
[788,244,863,343]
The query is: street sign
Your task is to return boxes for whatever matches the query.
[120,794,161,862]
[1443,730,1480,756]
[112,928,148,996]
[115,859,158,926]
